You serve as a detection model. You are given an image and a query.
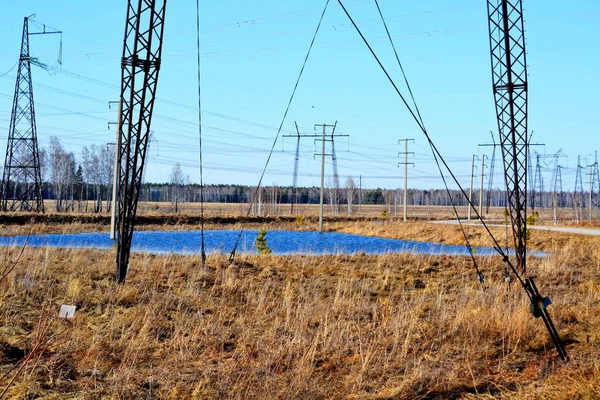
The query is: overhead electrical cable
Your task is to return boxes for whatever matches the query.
[373,0,424,128]
[337,0,524,286]
[228,0,331,262]
[0,62,17,78]
[196,0,206,266]
[371,0,483,281]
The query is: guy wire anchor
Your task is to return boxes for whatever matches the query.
[524,277,569,361]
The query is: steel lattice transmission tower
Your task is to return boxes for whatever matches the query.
[116,0,167,283]
[593,152,600,208]
[487,0,528,273]
[487,0,568,361]
[574,156,584,198]
[0,16,59,212]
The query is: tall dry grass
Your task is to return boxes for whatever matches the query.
[0,236,598,398]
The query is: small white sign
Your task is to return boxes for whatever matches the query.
[59,305,76,319]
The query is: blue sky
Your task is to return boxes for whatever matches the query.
[0,0,598,191]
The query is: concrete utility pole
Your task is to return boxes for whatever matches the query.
[468,154,476,220]
[359,175,362,212]
[108,100,122,240]
[257,187,262,216]
[319,124,326,232]
[479,154,485,217]
[398,139,414,222]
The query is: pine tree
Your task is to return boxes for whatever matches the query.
[255,228,272,255]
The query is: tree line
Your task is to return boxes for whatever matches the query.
[14,136,598,213]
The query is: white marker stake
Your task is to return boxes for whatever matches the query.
[59,305,76,319]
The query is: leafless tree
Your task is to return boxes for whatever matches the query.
[47,136,75,212]
[81,145,103,212]
[345,176,356,216]
[170,163,189,212]
[100,145,114,211]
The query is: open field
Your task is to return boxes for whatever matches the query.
[39,200,600,225]
[0,214,599,398]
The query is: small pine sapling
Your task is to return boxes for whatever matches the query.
[255,228,272,255]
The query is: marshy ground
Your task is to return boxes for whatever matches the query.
[0,207,599,398]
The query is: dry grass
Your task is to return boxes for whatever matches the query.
[43,200,600,223]
[0,220,599,398]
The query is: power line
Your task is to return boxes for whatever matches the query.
[228,0,331,261]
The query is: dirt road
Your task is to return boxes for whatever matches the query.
[431,220,600,236]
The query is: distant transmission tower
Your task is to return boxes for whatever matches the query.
[533,154,544,208]
[486,133,496,212]
[551,164,563,224]
[574,155,584,221]
[593,152,600,209]
[1,16,60,212]
[283,123,348,220]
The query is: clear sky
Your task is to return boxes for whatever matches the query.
[0,0,598,191]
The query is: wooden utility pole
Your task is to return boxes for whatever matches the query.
[398,139,414,222]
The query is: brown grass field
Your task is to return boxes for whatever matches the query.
[51,200,600,224]
[0,204,599,398]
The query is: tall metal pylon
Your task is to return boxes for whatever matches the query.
[487,0,528,273]
[487,0,568,360]
[551,165,563,224]
[115,0,167,283]
[1,16,60,212]
[553,165,563,207]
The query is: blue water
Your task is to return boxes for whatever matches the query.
[0,230,510,257]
